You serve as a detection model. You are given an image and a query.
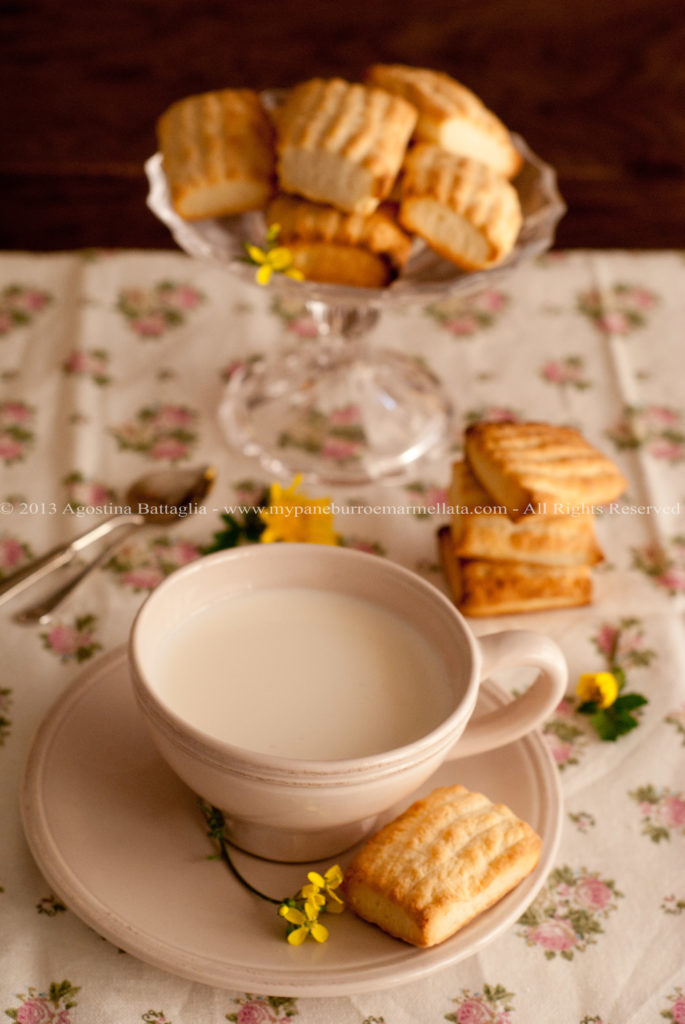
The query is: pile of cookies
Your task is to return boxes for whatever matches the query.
[438,421,627,616]
[156,64,524,287]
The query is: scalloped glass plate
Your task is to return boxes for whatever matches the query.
[145,111,565,483]
[145,130,565,307]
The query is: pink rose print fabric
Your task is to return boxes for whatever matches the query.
[0,284,52,336]
[2,248,685,1024]
[4,981,79,1023]
[40,615,102,664]
[577,282,659,335]
[426,287,511,337]
[445,984,514,1023]
[62,348,111,385]
[225,995,298,1023]
[540,355,592,390]
[116,280,205,338]
[607,404,685,463]
[0,400,35,464]
[0,533,32,578]
[631,538,685,595]
[517,866,622,959]
[662,988,685,1023]
[629,785,685,842]
[110,403,199,461]
[104,535,203,591]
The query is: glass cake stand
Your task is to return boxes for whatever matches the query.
[146,135,565,485]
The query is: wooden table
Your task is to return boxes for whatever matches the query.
[2,0,684,250]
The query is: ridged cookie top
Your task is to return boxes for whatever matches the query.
[157,88,274,192]
[366,64,521,177]
[344,784,540,912]
[401,144,522,261]
[465,421,627,512]
[275,78,417,177]
[267,195,412,267]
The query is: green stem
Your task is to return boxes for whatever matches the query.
[201,802,283,906]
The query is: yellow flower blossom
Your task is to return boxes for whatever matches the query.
[243,229,304,287]
[301,865,345,913]
[576,671,620,709]
[279,901,329,945]
[259,475,340,546]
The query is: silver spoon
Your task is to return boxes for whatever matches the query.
[1,465,215,622]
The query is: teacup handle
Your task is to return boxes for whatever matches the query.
[446,630,567,759]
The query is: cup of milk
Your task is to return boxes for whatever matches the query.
[130,544,566,862]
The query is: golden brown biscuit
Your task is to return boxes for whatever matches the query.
[157,89,275,219]
[438,526,593,616]
[285,241,391,288]
[464,421,628,521]
[274,77,417,215]
[399,144,522,270]
[448,461,604,567]
[343,784,542,947]
[366,63,522,179]
[267,195,412,270]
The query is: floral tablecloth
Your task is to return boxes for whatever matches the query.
[1,248,684,1024]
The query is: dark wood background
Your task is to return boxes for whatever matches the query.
[2,0,684,251]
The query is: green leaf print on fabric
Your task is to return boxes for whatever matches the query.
[630,537,685,595]
[0,401,35,464]
[606,404,685,463]
[629,785,685,842]
[0,285,52,336]
[40,615,103,664]
[5,980,80,1021]
[110,403,199,462]
[577,282,658,335]
[445,983,515,1022]
[116,280,205,338]
[426,287,510,337]
[517,865,623,959]
[225,994,299,1021]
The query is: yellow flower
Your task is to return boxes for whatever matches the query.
[243,234,304,287]
[576,671,620,709]
[279,901,329,945]
[259,475,340,546]
[302,865,345,913]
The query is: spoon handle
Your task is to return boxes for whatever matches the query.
[14,521,144,626]
[0,514,145,607]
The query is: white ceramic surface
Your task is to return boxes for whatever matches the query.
[21,646,563,997]
[129,544,567,860]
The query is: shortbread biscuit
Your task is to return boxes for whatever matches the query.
[267,195,412,269]
[157,89,275,219]
[438,527,593,615]
[285,241,391,288]
[448,461,604,566]
[464,422,628,521]
[343,784,542,947]
[399,145,522,270]
[274,78,417,215]
[366,63,522,179]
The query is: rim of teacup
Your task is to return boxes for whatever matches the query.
[129,544,482,783]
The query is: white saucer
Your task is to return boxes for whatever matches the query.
[21,646,562,997]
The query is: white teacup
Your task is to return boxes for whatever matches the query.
[130,544,566,862]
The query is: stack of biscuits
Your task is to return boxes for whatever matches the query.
[438,421,627,616]
[156,64,525,287]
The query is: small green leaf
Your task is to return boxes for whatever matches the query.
[613,693,648,711]
[591,709,620,741]
[611,665,627,689]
